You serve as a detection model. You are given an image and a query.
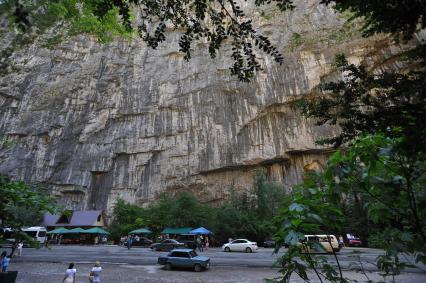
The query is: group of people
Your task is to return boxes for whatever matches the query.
[195,235,209,252]
[93,235,108,245]
[0,241,24,273]
[63,262,102,283]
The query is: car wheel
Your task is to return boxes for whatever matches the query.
[224,247,230,252]
[194,263,202,272]
[165,263,172,271]
[245,247,252,253]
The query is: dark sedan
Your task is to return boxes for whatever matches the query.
[150,239,185,251]
[263,239,275,248]
[125,237,153,247]
[158,248,210,272]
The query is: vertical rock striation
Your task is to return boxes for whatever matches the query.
[0,0,417,213]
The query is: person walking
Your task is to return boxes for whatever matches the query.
[205,237,209,251]
[44,237,50,249]
[200,235,205,251]
[10,241,16,257]
[127,235,133,250]
[62,263,76,283]
[0,251,11,272]
[17,241,23,256]
[196,236,203,252]
[120,236,126,246]
[338,235,345,248]
[89,261,102,283]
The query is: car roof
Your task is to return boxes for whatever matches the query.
[304,235,336,237]
[22,227,47,231]
[170,248,193,252]
[233,239,250,241]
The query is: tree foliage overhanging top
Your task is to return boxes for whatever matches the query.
[323,0,426,40]
[1,1,425,81]
[298,53,426,154]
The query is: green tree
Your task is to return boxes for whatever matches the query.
[253,169,284,219]
[209,170,284,244]
[108,199,144,241]
[0,175,56,229]
[274,134,426,282]
[0,175,57,246]
[107,174,285,245]
[144,192,214,232]
[298,54,426,155]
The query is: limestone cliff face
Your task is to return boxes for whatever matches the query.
[0,1,414,213]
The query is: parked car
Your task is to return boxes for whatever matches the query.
[124,236,153,247]
[302,235,340,253]
[176,234,197,249]
[150,239,185,251]
[222,239,258,253]
[158,248,210,272]
[345,234,362,247]
[263,239,275,248]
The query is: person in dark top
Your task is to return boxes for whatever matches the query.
[10,242,17,257]
[127,236,133,250]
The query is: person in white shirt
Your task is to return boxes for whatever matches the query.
[89,261,102,283]
[63,263,76,283]
[17,242,23,256]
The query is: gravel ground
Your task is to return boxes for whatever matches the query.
[9,262,426,283]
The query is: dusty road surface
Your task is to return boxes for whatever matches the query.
[9,262,426,283]
[3,245,426,282]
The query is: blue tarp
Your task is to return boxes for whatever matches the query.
[189,227,213,235]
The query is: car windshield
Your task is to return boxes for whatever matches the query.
[347,234,360,240]
[318,236,336,242]
[189,250,198,257]
[24,231,37,237]
[305,236,319,242]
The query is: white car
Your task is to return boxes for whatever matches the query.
[222,239,258,253]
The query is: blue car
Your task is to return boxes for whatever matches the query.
[158,248,210,272]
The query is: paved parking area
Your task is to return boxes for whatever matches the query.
[3,245,425,282]
[11,262,426,283]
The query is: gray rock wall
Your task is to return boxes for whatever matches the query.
[0,0,414,213]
